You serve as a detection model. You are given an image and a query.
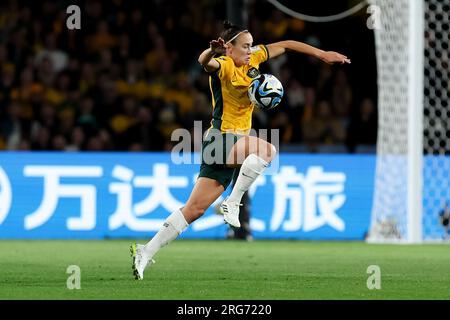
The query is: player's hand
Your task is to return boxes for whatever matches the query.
[210,37,227,55]
[320,51,351,65]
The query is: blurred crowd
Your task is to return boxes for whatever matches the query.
[0,0,377,153]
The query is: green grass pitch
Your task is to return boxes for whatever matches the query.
[0,240,449,300]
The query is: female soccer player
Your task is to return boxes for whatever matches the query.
[131,21,350,279]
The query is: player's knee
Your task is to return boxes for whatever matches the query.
[267,143,277,161]
[257,142,276,163]
[184,203,206,220]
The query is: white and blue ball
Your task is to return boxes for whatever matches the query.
[248,74,284,110]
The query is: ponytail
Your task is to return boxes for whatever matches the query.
[220,20,248,44]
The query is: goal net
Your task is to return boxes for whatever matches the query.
[368,0,450,242]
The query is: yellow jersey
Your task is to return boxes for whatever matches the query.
[208,44,269,134]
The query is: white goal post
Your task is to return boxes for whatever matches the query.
[263,0,449,242]
[368,0,450,243]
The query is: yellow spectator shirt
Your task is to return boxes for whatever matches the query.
[208,44,269,134]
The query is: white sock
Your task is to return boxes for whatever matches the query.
[143,209,188,258]
[228,153,269,204]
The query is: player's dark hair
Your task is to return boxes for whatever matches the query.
[220,20,247,44]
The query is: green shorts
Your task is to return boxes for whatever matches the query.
[198,132,243,189]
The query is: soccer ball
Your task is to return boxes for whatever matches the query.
[248,74,284,110]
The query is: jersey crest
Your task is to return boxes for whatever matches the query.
[247,67,260,79]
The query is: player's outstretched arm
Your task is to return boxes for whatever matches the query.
[266,40,351,65]
[198,37,227,72]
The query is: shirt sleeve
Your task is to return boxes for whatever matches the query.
[212,56,234,80]
[250,44,269,65]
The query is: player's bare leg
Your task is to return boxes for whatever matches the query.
[131,177,224,279]
[219,136,276,227]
